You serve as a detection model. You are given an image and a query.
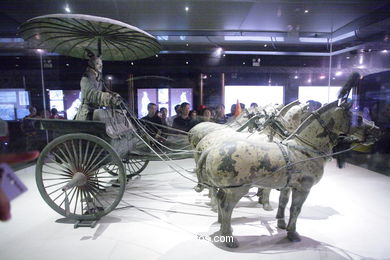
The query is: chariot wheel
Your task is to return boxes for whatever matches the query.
[124,158,149,178]
[105,158,149,179]
[35,133,125,220]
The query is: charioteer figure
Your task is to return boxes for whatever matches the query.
[75,49,121,121]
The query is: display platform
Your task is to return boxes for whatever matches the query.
[1,159,389,260]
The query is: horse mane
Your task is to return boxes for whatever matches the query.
[285,100,340,139]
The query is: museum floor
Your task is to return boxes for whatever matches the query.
[1,159,389,260]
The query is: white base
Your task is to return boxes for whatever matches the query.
[1,159,389,260]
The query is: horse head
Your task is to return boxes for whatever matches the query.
[317,100,381,146]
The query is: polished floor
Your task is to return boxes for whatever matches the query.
[1,159,389,260]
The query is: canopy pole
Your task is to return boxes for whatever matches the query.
[97,38,102,56]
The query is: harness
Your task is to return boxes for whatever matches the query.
[289,110,340,155]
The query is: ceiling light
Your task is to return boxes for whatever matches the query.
[64,5,71,13]
[332,77,336,80]
[224,36,284,42]
[359,55,363,65]
[157,36,169,41]
[155,54,158,57]
[382,50,388,53]
[346,56,350,59]
[319,75,326,79]
[307,79,312,83]
[264,44,267,47]
[223,54,226,57]
[66,63,69,67]
[294,75,299,79]
[186,61,189,64]
[242,62,246,65]
[304,9,309,13]
[107,76,112,80]
[36,49,44,53]
[131,62,134,65]
[299,37,328,43]
[335,71,343,76]
[185,6,189,12]
[186,43,189,46]
[356,65,366,69]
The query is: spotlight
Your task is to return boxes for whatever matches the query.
[107,76,113,80]
[335,71,343,76]
[36,49,44,53]
[307,78,312,83]
[155,54,159,57]
[304,9,309,13]
[186,61,189,64]
[382,50,388,53]
[319,75,326,79]
[64,5,71,13]
[264,44,267,47]
[131,62,134,65]
[294,75,299,79]
[185,6,189,12]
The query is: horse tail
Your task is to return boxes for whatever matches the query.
[196,146,213,185]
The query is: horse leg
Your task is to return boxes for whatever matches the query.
[260,188,273,211]
[210,187,218,212]
[286,188,310,242]
[217,187,249,248]
[276,188,291,229]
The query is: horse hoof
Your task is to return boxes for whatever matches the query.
[224,236,239,248]
[193,184,204,193]
[287,231,301,242]
[277,219,286,229]
[263,204,273,211]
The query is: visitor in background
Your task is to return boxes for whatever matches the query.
[21,106,40,151]
[173,102,197,132]
[189,109,197,121]
[159,107,168,126]
[167,104,181,127]
[214,104,227,124]
[141,103,163,138]
[200,107,213,122]
[49,108,64,119]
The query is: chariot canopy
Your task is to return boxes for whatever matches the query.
[18,14,162,61]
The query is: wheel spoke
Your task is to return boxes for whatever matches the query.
[47,185,65,196]
[73,188,80,215]
[83,147,105,173]
[42,170,72,178]
[71,140,79,170]
[43,177,72,181]
[57,146,76,171]
[84,143,98,172]
[63,142,76,169]
[82,140,90,169]
[44,180,69,189]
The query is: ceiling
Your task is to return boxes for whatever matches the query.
[1,0,390,55]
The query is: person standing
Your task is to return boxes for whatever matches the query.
[141,103,163,138]
[167,104,181,126]
[172,102,196,132]
[214,104,227,124]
